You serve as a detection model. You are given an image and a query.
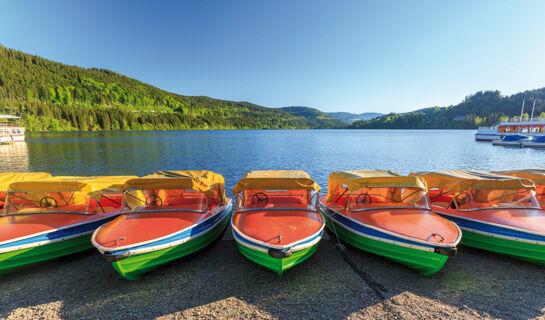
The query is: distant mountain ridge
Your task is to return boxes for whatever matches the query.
[279,106,346,128]
[350,89,545,129]
[327,112,383,124]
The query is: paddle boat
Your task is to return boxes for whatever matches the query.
[0,176,134,274]
[231,170,325,276]
[319,170,460,275]
[0,172,52,208]
[493,169,545,207]
[92,171,232,280]
[411,170,545,266]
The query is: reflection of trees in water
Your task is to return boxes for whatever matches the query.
[0,142,29,171]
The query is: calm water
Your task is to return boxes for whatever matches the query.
[1,129,544,196]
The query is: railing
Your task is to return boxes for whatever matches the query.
[0,121,22,128]
[505,117,545,122]
[478,118,545,130]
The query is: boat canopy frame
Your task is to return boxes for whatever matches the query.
[121,188,211,214]
[235,189,320,213]
[3,190,103,216]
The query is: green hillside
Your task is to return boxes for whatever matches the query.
[0,46,324,131]
[279,106,345,128]
[350,89,545,129]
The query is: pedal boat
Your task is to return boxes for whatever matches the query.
[0,176,134,274]
[319,170,460,275]
[0,172,52,208]
[231,170,325,276]
[91,171,232,280]
[493,169,545,207]
[411,170,545,266]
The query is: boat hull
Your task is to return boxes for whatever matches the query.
[0,214,119,275]
[435,212,545,266]
[0,234,92,275]
[234,240,319,276]
[106,207,232,280]
[320,205,453,276]
[231,210,324,276]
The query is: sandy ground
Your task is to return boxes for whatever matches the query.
[1,229,544,320]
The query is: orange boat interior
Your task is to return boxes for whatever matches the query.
[323,186,460,244]
[0,192,123,243]
[233,189,323,246]
[428,188,545,233]
[94,190,227,249]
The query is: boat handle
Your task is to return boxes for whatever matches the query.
[114,236,126,245]
[426,233,444,243]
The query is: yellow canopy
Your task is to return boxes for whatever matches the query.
[410,170,535,193]
[326,170,427,201]
[0,172,52,191]
[122,170,226,202]
[492,169,545,185]
[232,170,320,194]
[8,176,137,193]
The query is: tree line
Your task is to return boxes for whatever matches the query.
[0,46,317,131]
[351,89,545,129]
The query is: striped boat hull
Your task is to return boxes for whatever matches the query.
[321,204,457,275]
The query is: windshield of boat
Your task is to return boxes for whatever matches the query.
[3,190,104,215]
[329,186,430,211]
[429,188,541,210]
[236,189,318,212]
[123,189,210,213]
[536,185,545,204]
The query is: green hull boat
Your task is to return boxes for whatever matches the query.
[95,207,232,280]
[0,234,92,275]
[235,241,319,276]
[456,229,545,266]
[321,206,459,276]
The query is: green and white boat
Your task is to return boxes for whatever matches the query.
[231,170,325,276]
[320,170,460,276]
[92,170,232,280]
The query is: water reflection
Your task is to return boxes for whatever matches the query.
[0,142,30,171]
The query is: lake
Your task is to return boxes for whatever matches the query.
[1,129,544,196]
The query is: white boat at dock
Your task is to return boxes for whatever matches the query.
[0,115,25,144]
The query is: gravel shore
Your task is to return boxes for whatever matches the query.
[1,231,544,320]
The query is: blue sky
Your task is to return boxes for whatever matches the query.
[1,1,544,113]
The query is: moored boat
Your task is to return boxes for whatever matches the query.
[0,115,25,144]
[319,170,460,275]
[231,170,324,276]
[0,176,135,274]
[492,134,529,147]
[521,136,545,148]
[411,170,545,266]
[0,172,52,208]
[92,171,232,280]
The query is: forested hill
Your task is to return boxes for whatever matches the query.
[350,89,545,129]
[279,106,345,128]
[0,46,327,131]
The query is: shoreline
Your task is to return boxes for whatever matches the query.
[1,236,543,319]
